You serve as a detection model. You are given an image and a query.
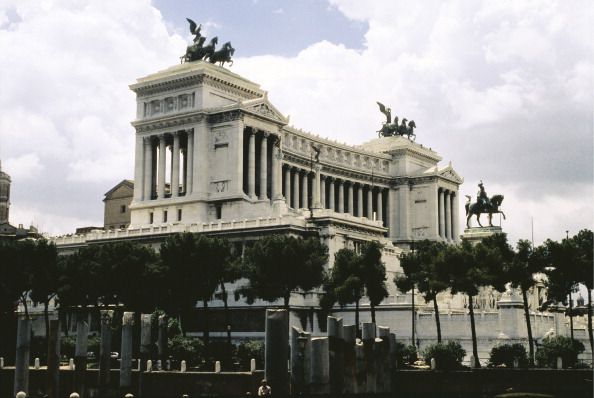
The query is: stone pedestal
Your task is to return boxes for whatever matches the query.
[462,226,504,244]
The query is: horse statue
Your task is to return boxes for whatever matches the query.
[208,41,235,66]
[405,120,416,140]
[184,36,218,62]
[465,194,506,228]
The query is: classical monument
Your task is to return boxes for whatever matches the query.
[50,23,588,362]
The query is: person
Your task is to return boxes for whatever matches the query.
[477,181,489,210]
[258,379,271,396]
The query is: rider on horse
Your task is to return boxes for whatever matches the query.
[477,181,490,211]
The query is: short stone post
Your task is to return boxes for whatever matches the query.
[157,315,168,363]
[513,358,519,368]
[14,317,31,396]
[139,314,152,398]
[180,360,186,373]
[146,360,152,372]
[156,360,162,371]
[34,358,40,369]
[376,326,391,392]
[69,359,75,370]
[74,318,89,398]
[98,310,113,395]
[250,358,256,372]
[215,361,221,373]
[47,319,61,398]
[342,325,357,394]
[120,312,134,394]
[470,354,478,368]
[69,393,80,398]
[16,392,27,398]
[362,322,377,393]
[310,337,330,394]
[430,358,436,370]
[0,357,4,368]
[327,316,344,395]
[556,356,562,369]
[264,309,289,395]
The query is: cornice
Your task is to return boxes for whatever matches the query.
[132,112,205,133]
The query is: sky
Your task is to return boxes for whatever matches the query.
[0,0,592,246]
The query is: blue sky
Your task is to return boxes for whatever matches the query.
[0,0,592,246]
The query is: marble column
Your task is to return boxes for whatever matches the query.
[302,172,309,208]
[445,191,451,241]
[157,135,166,198]
[320,175,326,209]
[313,166,321,208]
[338,180,345,213]
[452,192,459,241]
[347,183,354,215]
[438,189,445,239]
[248,130,256,199]
[329,178,335,211]
[259,132,268,200]
[186,130,194,194]
[292,169,300,208]
[143,137,152,200]
[367,186,373,219]
[284,166,291,205]
[357,184,363,217]
[398,187,410,240]
[377,188,383,225]
[171,133,180,197]
[134,134,144,201]
[271,141,282,201]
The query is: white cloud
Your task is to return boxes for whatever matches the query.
[3,153,43,180]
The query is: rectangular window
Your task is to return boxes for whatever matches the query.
[216,204,222,220]
[120,204,126,213]
[163,210,168,223]
[177,209,182,221]
[149,212,154,224]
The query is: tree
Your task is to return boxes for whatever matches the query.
[440,235,507,368]
[0,240,23,360]
[359,241,388,324]
[506,239,543,365]
[395,240,449,343]
[321,248,365,329]
[572,229,593,353]
[241,235,327,310]
[29,239,60,339]
[211,239,241,346]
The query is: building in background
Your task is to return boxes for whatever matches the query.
[103,179,134,230]
[0,161,39,240]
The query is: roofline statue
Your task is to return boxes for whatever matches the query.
[376,102,416,140]
[464,181,506,228]
[181,18,234,67]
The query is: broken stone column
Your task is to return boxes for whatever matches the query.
[157,315,168,363]
[342,324,357,394]
[327,316,344,395]
[290,326,311,395]
[47,319,61,398]
[376,326,390,393]
[362,322,377,393]
[14,317,31,397]
[120,312,134,394]
[74,318,89,398]
[265,309,289,395]
[310,337,330,394]
[138,314,152,398]
[354,340,366,393]
[98,310,113,395]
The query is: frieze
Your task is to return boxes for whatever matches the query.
[208,110,242,124]
[133,114,205,133]
[133,75,204,98]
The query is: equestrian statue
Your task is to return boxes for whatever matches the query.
[376,102,416,140]
[182,18,234,67]
[465,181,506,228]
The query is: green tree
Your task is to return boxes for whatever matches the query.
[359,241,388,324]
[0,240,23,360]
[506,239,543,365]
[395,240,449,343]
[572,229,593,353]
[29,239,60,339]
[240,235,327,310]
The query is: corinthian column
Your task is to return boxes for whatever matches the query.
[445,191,451,241]
[438,189,445,239]
[259,132,269,200]
[157,135,166,198]
[329,178,335,211]
[171,133,180,197]
[367,186,373,219]
[284,166,291,205]
[338,180,344,213]
[377,188,383,224]
[357,184,363,217]
[320,175,326,209]
[292,169,299,208]
[271,139,282,201]
[186,130,194,194]
[248,130,256,199]
[347,183,354,215]
[301,172,308,208]
[143,137,152,200]
[452,192,459,241]
[313,166,321,208]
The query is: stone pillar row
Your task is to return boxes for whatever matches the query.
[281,166,389,225]
[438,188,458,241]
[140,130,193,201]
[244,128,281,202]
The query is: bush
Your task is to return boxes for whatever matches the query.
[168,335,204,366]
[422,341,466,370]
[489,343,529,368]
[392,342,417,367]
[535,336,585,368]
[236,340,264,370]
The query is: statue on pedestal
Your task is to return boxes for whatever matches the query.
[376,102,416,140]
[464,181,506,228]
[182,18,234,67]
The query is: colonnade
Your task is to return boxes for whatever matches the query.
[243,128,282,201]
[281,165,388,225]
[139,130,193,201]
[437,188,458,241]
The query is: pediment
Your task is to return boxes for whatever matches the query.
[242,98,288,124]
[438,166,464,183]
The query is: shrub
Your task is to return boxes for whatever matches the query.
[168,335,204,366]
[535,336,585,368]
[236,340,264,370]
[422,341,466,370]
[489,343,529,368]
[392,342,417,367]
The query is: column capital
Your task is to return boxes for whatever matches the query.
[320,173,327,180]
[262,131,270,138]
